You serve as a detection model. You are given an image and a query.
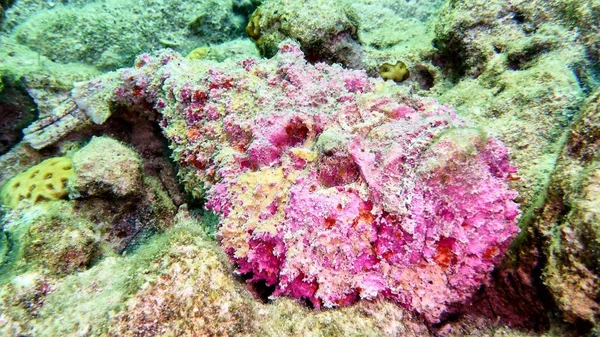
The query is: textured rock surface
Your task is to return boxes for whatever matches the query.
[9,0,247,70]
[0,0,597,334]
[537,89,600,331]
[0,202,99,278]
[71,137,143,198]
[248,0,364,69]
[0,83,37,155]
[0,208,435,337]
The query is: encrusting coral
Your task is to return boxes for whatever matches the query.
[22,41,520,322]
[0,157,74,208]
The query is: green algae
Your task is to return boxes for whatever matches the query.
[9,0,246,70]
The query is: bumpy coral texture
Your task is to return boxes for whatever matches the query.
[111,42,520,322]
[1,157,74,208]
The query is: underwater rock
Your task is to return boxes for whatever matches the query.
[1,0,93,31]
[433,0,585,78]
[70,137,143,199]
[0,143,44,186]
[108,230,258,337]
[350,0,442,84]
[0,208,430,336]
[21,207,99,276]
[0,82,37,155]
[0,36,101,157]
[187,38,260,63]
[1,201,100,277]
[10,0,246,70]
[247,0,365,69]
[23,41,520,322]
[432,0,587,219]
[537,89,600,330]
[67,136,177,253]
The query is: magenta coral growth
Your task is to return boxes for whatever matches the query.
[111,42,519,322]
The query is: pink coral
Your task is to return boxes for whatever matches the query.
[109,42,519,322]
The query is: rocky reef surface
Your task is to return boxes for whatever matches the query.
[0,0,599,336]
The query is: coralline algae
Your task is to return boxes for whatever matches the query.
[25,42,520,322]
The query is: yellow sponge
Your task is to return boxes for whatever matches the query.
[187,46,211,60]
[379,61,409,82]
[0,157,74,208]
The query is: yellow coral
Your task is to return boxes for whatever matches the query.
[187,46,211,60]
[379,61,409,82]
[0,157,74,208]
[246,10,262,39]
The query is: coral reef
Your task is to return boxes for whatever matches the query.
[23,41,520,322]
[0,157,73,208]
[537,89,600,332]
[0,0,597,334]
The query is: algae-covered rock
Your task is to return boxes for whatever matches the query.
[21,207,99,276]
[11,0,246,70]
[350,0,442,82]
[433,0,582,78]
[187,38,260,62]
[1,0,95,31]
[431,0,587,220]
[0,143,44,187]
[0,35,99,150]
[537,90,600,331]
[0,207,432,336]
[71,137,143,199]
[106,210,430,337]
[248,0,364,69]
[1,202,99,277]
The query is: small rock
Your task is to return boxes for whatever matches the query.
[71,136,143,198]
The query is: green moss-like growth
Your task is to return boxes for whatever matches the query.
[0,201,100,280]
[22,207,99,276]
[187,46,211,60]
[10,0,245,70]
[536,90,600,331]
[249,0,363,69]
